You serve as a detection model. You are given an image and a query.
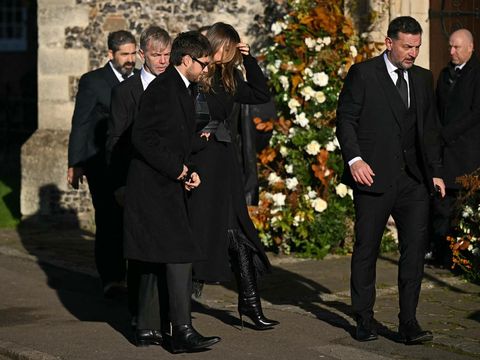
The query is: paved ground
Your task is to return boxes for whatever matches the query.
[0,225,478,360]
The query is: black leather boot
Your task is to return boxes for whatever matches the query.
[170,324,221,353]
[135,329,163,347]
[229,230,279,330]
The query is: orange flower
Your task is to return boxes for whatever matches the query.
[259,148,277,165]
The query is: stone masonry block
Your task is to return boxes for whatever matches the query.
[38,101,75,130]
[38,48,89,76]
[38,6,89,28]
[39,26,66,48]
[38,76,70,102]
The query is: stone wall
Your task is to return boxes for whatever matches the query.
[22,0,279,226]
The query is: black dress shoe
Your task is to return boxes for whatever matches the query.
[356,321,378,342]
[399,319,433,345]
[135,329,163,347]
[170,324,221,353]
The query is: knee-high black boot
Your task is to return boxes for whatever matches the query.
[229,229,279,330]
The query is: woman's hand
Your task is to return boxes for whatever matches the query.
[237,42,250,56]
[200,132,210,141]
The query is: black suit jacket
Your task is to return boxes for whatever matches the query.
[123,65,203,263]
[436,54,480,188]
[107,72,144,190]
[68,63,121,168]
[336,53,442,194]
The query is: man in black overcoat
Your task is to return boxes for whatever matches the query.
[123,31,220,353]
[336,16,445,344]
[430,29,480,265]
[107,26,172,346]
[67,30,137,297]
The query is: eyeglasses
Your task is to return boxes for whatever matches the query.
[191,56,209,70]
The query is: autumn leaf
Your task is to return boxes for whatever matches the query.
[258,148,277,165]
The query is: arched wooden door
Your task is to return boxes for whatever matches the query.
[429,0,480,82]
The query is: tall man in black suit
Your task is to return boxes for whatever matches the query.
[67,31,137,297]
[123,31,220,353]
[108,26,172,346]
[430,29,480,265]
[336,16,445,344]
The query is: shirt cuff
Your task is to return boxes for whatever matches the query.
[348,157,362,166]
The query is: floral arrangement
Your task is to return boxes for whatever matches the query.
[249,0,376,257]
[447,170,480,283]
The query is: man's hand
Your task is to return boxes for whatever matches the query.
[432,177,446,198]
[67,167,84,189]
[177,165,188,180]
[350,160,375,186]
[200,132,210,140]
[185,172,201,191]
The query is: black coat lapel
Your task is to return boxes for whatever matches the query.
[409,67,424,134]
[103,62,120,88]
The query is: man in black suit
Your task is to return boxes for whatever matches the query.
[429,29,480,266]
[336,16,445,344]
[108,26,172,347]
[123,31,220,353]
[67,30,137,297]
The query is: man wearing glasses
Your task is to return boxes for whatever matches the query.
[123,31,220,353]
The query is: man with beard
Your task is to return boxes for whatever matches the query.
[123,31,220,353]
[67,30,136,298]
[107,26,172,347]
[336,16,445,344]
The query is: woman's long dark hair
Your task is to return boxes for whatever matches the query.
[203,22,243,94]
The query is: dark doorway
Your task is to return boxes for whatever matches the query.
[429,0,480,82]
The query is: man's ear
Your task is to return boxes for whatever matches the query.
[138,49,145,62]
[182,55,191,67]
[108,49,114,61]
[385,37,393,51]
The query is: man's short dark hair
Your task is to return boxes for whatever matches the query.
[170,31,212,66]
[387,16,423,39]
[107,30,136,52]
[140,26,171,52]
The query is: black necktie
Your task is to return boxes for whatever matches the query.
[395,68,408,108]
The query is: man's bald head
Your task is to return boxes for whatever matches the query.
[449,28,474,65]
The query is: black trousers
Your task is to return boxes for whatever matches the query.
[135,261,192,328]
[84,154,126,286]
[351,171,429,324]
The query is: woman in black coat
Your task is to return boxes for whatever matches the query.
[188,22,278,330]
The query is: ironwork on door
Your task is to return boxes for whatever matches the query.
[429,0,480,81]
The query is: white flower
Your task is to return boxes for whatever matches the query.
[285,164,293,174]
[314,112,322,119]
[325,138,338,152]
[267,64,278,75]
[304,67,313,78]
[347,189,354,199]
[468,244,474,251]
[274,59,282,69]
[293,213,305,227]
[300,86,316,101]
[288,98,301,114]
[350,45,358,58]
[304,37,316,49]
[282,93,288,101]
[463,206,474,218]
[324,169,331,177]
[308,190,317,199]
[270,215,282,226]
[314,91,326,103]
[272,193,286,207]
[279,146,288,157]
[314,44,323,52]
[311,198,328,212]
[279,75,289,91]
[322,36,332,46]
[268,172,282,185]
[286,177,299,190]
[335,183,348,198]
[294,112,309,128]
[271,21,286,35]
[312,72,329,87]
[305,140,321,156]
[288,127,296,138]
